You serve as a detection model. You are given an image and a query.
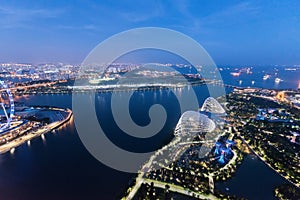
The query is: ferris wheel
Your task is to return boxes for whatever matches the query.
[0,80,15,132]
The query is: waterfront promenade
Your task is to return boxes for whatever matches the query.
[0,108,72,154]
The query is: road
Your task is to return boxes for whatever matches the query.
[143,178,218,200]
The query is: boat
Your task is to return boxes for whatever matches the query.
[10,148,15,154]
[251,80,255,85]
[246,68,252,74]
[263,74,270,80]
[285,68,296,71]
[230,72,240,77]
[275,78,282,84]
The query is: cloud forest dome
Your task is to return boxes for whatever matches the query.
[174,111,216,138]
[201,97,226,114]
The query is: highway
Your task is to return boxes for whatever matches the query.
[0,81,57,92]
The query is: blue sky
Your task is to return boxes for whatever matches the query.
[0,0,300,65]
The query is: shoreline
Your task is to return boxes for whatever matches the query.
[10,79,240,95]
[228,92,300,188]
[247,95,300,188]
[239,124,300,188]
[0,107,73,154]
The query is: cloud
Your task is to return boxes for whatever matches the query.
[57,24,98,31]
[119,1,165,23]
[201,2,261,26]
[90,0,165,23]
[169,1,261,35]
[0,5,64,29]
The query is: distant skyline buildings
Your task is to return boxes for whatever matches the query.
[1,1,300,65]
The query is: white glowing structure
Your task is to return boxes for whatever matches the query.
[200,97,225,114]
[174,111,216,137]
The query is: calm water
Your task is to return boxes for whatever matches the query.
[220,66,300,90]
[0,85,218,200]
[216,155,289,200]
[0,94,132,200]
[0,66,299,200]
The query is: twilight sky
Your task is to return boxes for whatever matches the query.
[0,0,300,65]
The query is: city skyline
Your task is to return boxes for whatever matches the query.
[0,0,300,65]
[1,1,300,199]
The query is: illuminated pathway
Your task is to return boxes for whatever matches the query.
[0,108,72,154]
[143,178,218,200]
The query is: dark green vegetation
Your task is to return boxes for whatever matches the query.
[226,91,300,188]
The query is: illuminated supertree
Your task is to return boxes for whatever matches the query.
[218,147,227,164]
[214,141,222,155]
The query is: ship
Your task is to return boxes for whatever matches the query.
[263,74,271,80]
[230,72,240,77]
[275,78,282,84]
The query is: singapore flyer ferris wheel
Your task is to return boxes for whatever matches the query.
[0,80,15,132]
